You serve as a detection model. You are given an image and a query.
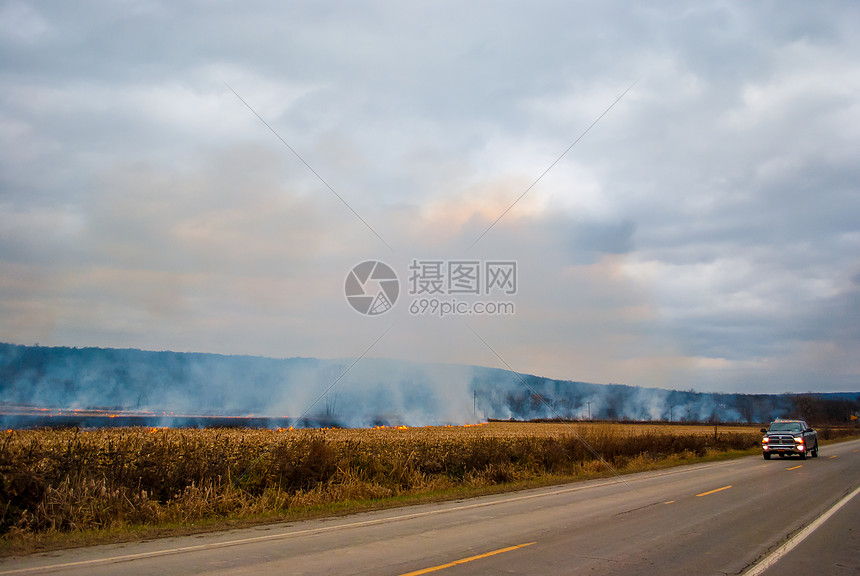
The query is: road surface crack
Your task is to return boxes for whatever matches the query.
[614,501,660,516]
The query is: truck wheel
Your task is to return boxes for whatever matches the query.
[812,443,819,457]
[763,453,771,460]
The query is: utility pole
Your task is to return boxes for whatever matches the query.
[586,401,592,420]
[473,390,477,418]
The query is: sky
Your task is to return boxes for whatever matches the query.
[1,1,859,394]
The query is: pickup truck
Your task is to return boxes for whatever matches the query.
[760,419,818,460]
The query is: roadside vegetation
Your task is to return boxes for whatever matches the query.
[1,421,858,555]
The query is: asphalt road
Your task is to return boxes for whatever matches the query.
[2,439,859,576]
[748,459,860,576]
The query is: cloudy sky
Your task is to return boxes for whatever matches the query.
[1,1,859,394]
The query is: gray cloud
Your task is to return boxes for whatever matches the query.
[1,1,858,393]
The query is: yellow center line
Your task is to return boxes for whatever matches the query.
[696,485,732,497]
[830,455,838,459]
[664,500,675,504]
[786,465,803,470]
[397,542,536,576]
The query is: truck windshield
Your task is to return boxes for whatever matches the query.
[769,423,802,433]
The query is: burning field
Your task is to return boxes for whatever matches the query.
[0,405,336,429]
[0,421,772,545]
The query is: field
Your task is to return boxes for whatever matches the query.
[0,421,855,553]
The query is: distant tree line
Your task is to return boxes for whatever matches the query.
[474,371,860,425]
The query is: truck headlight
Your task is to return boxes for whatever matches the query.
[762,437,769,443]
[794,437,804,444]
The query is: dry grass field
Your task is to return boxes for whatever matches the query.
[0,421,854,552]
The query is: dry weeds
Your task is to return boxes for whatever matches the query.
[0,421,851,543]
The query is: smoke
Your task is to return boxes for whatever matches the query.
[0,343,477,427]
[0,343,844,427]
[470,369,759,422]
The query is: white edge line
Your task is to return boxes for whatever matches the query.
[741,483,860,576]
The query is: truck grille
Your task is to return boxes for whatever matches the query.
[768,435,797,447]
